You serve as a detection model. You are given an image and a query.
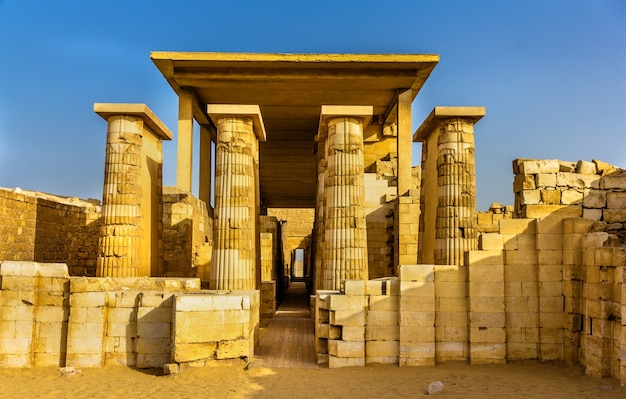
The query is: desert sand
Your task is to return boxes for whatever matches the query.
[0,360,624,399]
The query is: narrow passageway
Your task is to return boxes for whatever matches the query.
[252,282,317,369]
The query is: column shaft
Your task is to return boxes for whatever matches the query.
[434,118,477,265]
[177,87,194,192]
[199,124,213,206]
[210,117,257,290]
[322,117,368,290]
[97,115,143,277]
[397,90,413,196]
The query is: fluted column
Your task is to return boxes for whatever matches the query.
[208,105,266,290]
[97,115,143,277]
[414,106,485,266]
[321,115,369,290]
[435,118,478,265]
[94,104,173,278]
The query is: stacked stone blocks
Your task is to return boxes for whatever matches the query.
[0,188,101,276]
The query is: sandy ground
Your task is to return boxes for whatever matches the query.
[0,360,624,399]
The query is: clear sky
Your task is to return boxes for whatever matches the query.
[1,0,624,210]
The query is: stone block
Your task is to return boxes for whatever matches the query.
[556,173,600,189]
[137,322,170,339]
[365,325,399,341]
[399,264,434,282]
[367,310,398,326]
[366,340,398,358]
[400,326,435,342]
[137,307,172,324]
[466,250,503,266]
[523,204,582,220]
[536,234,563,250]
[329,355,365,368]
[582,208,603,221]
[601,175,626,189]
[469,312,505,327]
[468,297,504,313]
[520,190,541,205]
[469,343,506,364]
[368,295,399,311]
[136,338,170,355]
[70,292,106,308]
[469,327,506,342]
[343,280,366,296]
[479,233,503,250]
[140,293,174,308]
[535,173,557,187]
[175,294,245,312]
[108,308,136,324]
[398,342,435,366]
[505,249,537,266]
[561,189,583,205]
[328,295,367,311]
[328,340,364,358]
[513,174,536,192]
[35,306,66,323]
[330,310,366,326]
[342,326,365,341]
[216,339,250,359]
[468,282,504,297]
[437,297,468,313]
[604,209,626,223]
[400,281,434,297]
[540,189,561,205]
[172,342,217,363]
[583,189,607,209]
[399,311,435,327]
[500,219,537,235]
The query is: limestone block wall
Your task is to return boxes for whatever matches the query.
[0,262,69,367]
[162,187,213,282]
[363,173,395,279]
[513,159,626,224]
[477,203,514,233]
[171,290,259,365]
[0,261,260,369]
[0,188,101,276]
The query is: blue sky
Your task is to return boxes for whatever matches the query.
[1,0,625,210]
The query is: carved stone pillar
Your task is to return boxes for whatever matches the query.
[95,103,173,277]
[414,106,485,266]
[319,106,372,290]
[208,105,266,290]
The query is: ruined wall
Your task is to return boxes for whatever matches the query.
[0,261,259,369]
[513,159,626,223]
[162,187,213,282]
[0,187,101,276]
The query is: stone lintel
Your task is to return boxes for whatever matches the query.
[318,105,373,139]
[94,103,173,140]
[412,106,485,142]
[207,104,267,141]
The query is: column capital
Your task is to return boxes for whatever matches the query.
[207,104,266,141]
[317,105,373,139]
[413,106,485,142]
[94,103,173,140]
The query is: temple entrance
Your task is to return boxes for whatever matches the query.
[252,281,317,368]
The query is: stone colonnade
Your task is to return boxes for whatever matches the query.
[94,103,172,277]
[317,106,372,290]
[414,106,485,265]
[208,105,266,290]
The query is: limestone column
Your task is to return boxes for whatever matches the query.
[94,103,173,277]
[413,106,485,266]
[319,106,372,290]
[177,87,194,193]
[199,124,214,206]
[208,105,266,290]
[396,89,413,197]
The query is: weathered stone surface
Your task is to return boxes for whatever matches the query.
[575,160,597,175]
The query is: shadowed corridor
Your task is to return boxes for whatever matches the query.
[252,282,317,369]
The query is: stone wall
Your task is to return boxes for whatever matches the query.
[0,261,259,369]
[0,187,101,276]
[162,187,213,282]
[513,159,626,223]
